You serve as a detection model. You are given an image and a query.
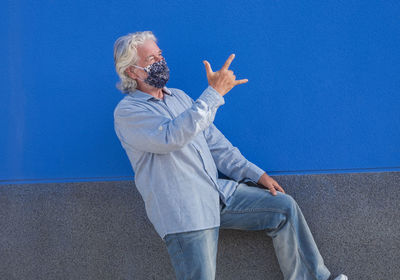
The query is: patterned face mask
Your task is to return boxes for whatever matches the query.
[133,59,170,88]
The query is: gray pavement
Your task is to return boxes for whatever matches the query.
[0,171,399,279]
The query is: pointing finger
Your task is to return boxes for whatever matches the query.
[203,60,213,76]
[235,79,249,85]
[222,54,235,70]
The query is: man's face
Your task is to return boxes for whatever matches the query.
[129,39,165,86]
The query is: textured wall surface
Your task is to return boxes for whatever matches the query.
[1,172,399,280]
[3,1,400,182]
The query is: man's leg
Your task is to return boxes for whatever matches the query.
[220,182,331,280]
[164,227,219,280]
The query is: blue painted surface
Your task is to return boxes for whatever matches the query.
[2,0,400,183]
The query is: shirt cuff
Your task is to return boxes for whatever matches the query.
[198,86,225,108]
[245,162,266,183]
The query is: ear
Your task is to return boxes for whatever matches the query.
[125,66,137,79]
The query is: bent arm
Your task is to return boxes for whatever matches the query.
[204,124,265,182]
[114,86,224,154]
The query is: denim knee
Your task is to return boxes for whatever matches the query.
[277,193,298,215]
[271,194,299,231]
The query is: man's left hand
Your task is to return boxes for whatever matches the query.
[257,173,285,196]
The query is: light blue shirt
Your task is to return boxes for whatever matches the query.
[114,86,265,239]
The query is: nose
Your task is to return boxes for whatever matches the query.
[155,54,164,62]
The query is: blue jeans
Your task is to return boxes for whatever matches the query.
[164,182,331,280]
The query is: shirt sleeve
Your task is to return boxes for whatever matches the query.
[203,123,265,183]
[114,86,224,154]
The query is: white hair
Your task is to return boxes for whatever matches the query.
[113,31,157,93]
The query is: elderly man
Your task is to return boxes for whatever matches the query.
[113,31,347,280]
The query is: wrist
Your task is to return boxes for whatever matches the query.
[257,172,268,184]
[209,84,225,96]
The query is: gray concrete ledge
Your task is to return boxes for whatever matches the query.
[0,172,399,280]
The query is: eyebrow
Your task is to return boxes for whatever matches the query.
[146,50,162,59]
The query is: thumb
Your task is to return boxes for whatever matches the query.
[203,60,213,76]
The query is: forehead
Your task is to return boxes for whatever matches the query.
[137,40,161,59]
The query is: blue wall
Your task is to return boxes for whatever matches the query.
[2,0,400,184]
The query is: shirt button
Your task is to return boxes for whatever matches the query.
[158,126,163,131]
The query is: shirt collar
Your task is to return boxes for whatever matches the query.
[128,87,172,101]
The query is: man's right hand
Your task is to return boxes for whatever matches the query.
[203,54,248,96]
